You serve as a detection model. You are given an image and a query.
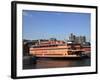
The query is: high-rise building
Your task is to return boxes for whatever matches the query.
[75,36,79,43]
[78,36,86,44]
[68,33,86,44]
[69,33,76,42]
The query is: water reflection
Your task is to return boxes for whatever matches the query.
[23,58,90,69]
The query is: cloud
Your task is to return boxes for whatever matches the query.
[22,11,32,17]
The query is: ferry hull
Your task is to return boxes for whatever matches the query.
[36,55,90,60]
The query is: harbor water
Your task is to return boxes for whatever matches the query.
[23,57,90,69]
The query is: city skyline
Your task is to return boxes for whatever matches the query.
[22,10,91,42]
[23,33,89,43]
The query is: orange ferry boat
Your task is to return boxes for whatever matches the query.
[29,40,89,59]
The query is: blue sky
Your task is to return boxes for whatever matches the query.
[22,10,91,41]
